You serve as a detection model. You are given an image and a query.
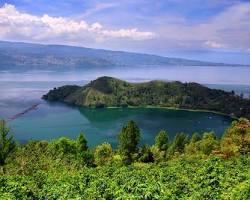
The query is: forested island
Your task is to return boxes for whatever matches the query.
[0,117,250,199]
[43,76,250,119]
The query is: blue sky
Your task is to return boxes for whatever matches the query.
[0,0,250,64]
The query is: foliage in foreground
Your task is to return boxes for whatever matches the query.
[1,157,249,200]
[0,118,249,199]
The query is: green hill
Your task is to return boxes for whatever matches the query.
[43,76,250,118]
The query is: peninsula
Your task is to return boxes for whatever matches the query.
[43,76,250,118]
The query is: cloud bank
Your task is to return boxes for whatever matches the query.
[0,4,154,43]
[0,2,250,55]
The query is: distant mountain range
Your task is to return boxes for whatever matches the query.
[0,41,241,71]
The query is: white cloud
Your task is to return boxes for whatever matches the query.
[79,2,118,18]
[102,28,154,40]
[204,41,223,48]
[0,4,154,43]
[153,2,250,51]
[0,2,249,53]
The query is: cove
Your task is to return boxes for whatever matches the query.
[8,101,233,147]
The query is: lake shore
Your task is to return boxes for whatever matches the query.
[107,105,238,120]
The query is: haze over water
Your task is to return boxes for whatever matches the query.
[1,66,250,84]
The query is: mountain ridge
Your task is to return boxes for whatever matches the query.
[0,40,243,71]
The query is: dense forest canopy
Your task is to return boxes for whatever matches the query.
[43,76,250,119]
[0,118,249,199]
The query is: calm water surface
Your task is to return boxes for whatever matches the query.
[1,66,249,146]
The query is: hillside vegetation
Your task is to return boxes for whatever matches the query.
[0,118,249,199]
[43,76,250,118]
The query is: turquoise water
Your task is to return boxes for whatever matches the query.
[1,66,250,146]
[0,80,234,147]
[9,103,232,147]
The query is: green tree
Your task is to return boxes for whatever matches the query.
[155,130,168,151]
[221,118,250,157]
[190,132,201,143]
[185,132,201,154]
[138,145,154,163]
[76,132,88,153]
[118,121,140,163]
[94,143,113,166]
[0,120,16,167]
[49,137,76,155]
[81,150,95,167]
[168,132,189,155]
[199,132,218,155]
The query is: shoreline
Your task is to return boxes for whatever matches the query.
[106,105,238,120]
[44,99,239,120]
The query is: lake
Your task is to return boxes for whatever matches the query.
[1,66,250,146]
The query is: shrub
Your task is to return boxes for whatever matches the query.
[94,143,113,166]
[49,137,76,155]
[199,132,218,155]
[138,145,154,163]
[221,118,250,157]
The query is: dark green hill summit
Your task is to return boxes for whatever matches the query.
[43,76,250,118]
